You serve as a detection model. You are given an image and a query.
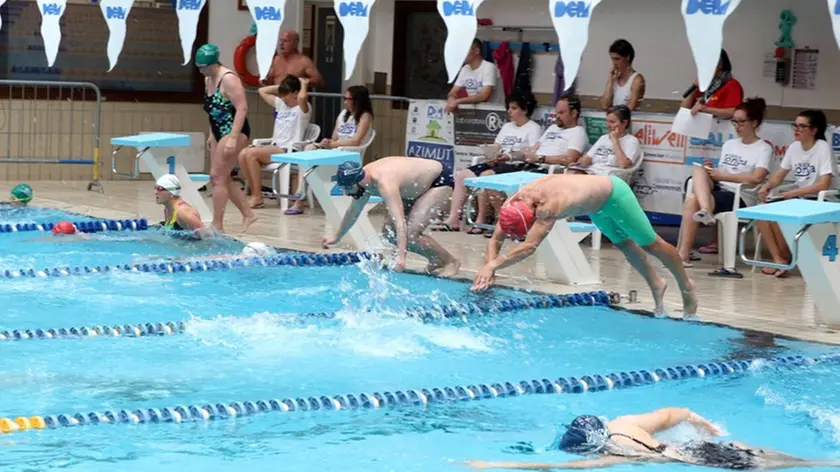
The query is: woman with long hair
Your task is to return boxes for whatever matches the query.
[286,85,374,215]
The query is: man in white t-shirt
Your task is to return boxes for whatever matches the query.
[238,75,311,208]
[521,96,589,172]
[444,39,504,113]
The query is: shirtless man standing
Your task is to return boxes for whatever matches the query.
[262,31,325,87]
[321,157,460,276]
[471,173,697,317]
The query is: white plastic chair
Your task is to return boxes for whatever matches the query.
[677,178,759,275]
[253,124,321,209]
[555,151,646,183]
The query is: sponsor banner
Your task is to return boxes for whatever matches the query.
[404,101,840,217]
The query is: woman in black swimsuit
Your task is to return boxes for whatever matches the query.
[465,408,840,470]
[195,44,258,234]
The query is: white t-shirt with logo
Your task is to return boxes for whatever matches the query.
[455,60,505,104]
[717,138,772,207]
[494,120,542,153]
[271,98,311,148]
[335,109,363,141]
[536,125,589,158]
[780,139,835,190]
[585,133,642,174]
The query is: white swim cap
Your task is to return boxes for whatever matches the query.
[155,174,182,196]
[242,242,274,257]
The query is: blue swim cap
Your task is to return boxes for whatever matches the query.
[336,161,365,187]
[554,415,608,454]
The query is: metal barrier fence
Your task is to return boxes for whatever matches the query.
[0,80,103,192]
[244,90,411,163]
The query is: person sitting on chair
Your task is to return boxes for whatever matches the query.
[321,158,460,276]
[567,105,641,178]
[464,407,840,470]
[239,75,311,209]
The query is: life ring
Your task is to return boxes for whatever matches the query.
[233,34,261,87]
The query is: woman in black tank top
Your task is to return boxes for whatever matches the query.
[195,44,258,234]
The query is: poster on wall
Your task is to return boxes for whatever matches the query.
[405,100,457,176]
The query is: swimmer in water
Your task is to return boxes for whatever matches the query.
[2,184,33,207]
[464,408,840,470]
[470,174,697,317]
[154,175,205,237]
[159,242,277,264]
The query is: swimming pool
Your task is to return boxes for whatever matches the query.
[0,210,838,471]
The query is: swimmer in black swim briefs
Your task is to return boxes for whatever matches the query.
[464,407,840,470]
[321,156,460,277]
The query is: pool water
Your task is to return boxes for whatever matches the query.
[0,210,839,471]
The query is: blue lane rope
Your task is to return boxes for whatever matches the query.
[0,218,149,234]
[3,353,837,435]
[0,291,615,342]
[0,251,377,280]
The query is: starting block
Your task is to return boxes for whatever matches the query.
[737,199,840,327]
[111,133,212,223]
[464,171,600,285]
[270,149,382,251]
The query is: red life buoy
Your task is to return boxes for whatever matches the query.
[234,35,261,87]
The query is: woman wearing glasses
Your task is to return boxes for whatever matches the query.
[677,98,771,277]
[755,110,835,278]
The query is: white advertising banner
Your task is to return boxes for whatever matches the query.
[404,100,840,223]
[680,0,742,92]
[35,0,66,67]
[99,0,134,72]
[175,0,207,65]
[335,0,376,80]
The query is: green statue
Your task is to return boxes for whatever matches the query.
[775,10,796,48]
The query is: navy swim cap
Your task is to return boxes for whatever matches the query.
[336,161,366,187]
[555,415,608,454]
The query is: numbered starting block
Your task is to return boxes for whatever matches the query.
[737,199,840,327]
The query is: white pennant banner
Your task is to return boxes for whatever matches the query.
[248,0,287,81]
[99,0,134,72]
[549,0,601,91]
[0,0,7,33]
[828,0,840,53]
[437,0,485,83]
[680,0,741,92]
[335,0,376,80]
[175,0,207,65]
[35,0,66,67]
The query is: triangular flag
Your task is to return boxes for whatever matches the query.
[35,0,67,67]
[0,0,7,33]
[548,0,602,91]
[175,0,207,65]
[99,0,134,72]
[437,0,485,83]
[680,0,741,92]
[335,0,376,80]
[827,0,840,52]
[248,0,287,81]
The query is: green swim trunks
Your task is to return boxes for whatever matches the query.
[587,175,657,247]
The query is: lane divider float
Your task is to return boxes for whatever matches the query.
[0,291,616,342]
[1,353,836,434]
[0,218,149,234]
[0,251,376,280]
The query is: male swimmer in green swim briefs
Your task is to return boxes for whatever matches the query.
[472,174,697,316]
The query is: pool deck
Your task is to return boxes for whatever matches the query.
[22,180,840,345]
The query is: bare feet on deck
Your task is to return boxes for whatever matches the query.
[426,259,461,278]
[241,215,259,233]
[681,280,698,318]
[651,278,668,316]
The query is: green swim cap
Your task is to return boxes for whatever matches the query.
[10,184,32,203]
[195,44,220,67]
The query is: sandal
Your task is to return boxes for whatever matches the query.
[699,244,718,254]
[708,267,743,279]
[761,267,777,275]
[284,208,304,215]
[431,224,460,232]
[467,227,486,235]
[774,269,790,278]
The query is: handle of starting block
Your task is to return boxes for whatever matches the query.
[739,220,810,271]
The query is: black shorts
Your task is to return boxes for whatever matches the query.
[430,169,454,189]
[467,162,539,176]
[712,184,746,214]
